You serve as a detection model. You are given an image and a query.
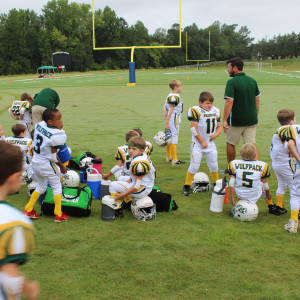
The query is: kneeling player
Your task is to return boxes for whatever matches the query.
[227,143,276,214]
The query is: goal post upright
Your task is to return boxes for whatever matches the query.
[185,31,211,69]
[92,0,182,85]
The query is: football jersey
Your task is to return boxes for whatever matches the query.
[130,153,155,190]
[115,144,131,175]
[227,159,271,202]
[145,141,153,158]
[32,121,67,164]
[6,136,32,167]
[188,105,221,146]
[165,92,183,115]
[271,126,292,164]
[0,202,35,266]
[279,124,300,157]
[9,100,32,124]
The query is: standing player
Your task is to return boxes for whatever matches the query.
[183,92,222,196]
[24,108,68,222]
[8,93,33,139]
[0,142,40,300]
[164,79,185,165]
[282,124,300,233]
[270,109,296,215]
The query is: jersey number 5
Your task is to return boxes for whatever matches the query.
[242,171,253,188]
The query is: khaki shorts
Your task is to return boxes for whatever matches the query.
[226,125,257,146]
[32,105,47,126]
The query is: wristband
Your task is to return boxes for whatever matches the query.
[190,127,198,136]
[262,182,269,190]
[229,177,235,188]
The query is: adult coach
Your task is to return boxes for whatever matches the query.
[223,57,260,163]
[32,88,60,126]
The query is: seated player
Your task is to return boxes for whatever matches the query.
[6,124,32,172]
[102,130,139,180]
[0,124,5,141]
[0,141,40,300]
[109,136,156,217]
[24,108,68,222]
[132,128,153,159]
[227,143,276,213]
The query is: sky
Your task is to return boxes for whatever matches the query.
[2,0,300,42]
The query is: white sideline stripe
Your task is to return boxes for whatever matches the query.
[259,71,300,79]
[164,72,208,75]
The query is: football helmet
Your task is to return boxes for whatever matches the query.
[62,170,80,187]
[153,129,171,147]
[191,172,210,193]
[80,157,93,169]
[131,196,156,221]
[21,171,30,185]
[27,181,38,197]
[231,200,259,222]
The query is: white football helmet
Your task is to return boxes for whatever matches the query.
[191,172,210,193]
[62,170,80,187]
[131,196,156,221]
[153,130,171,147]
[27,181,38,197]
[21,171,30,185]
[231,200,259,222]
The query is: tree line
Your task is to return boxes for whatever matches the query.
[0,0,299,75]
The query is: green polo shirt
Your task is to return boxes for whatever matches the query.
[224,72,260,126]
[32,88,60,108]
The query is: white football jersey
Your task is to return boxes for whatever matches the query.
[279,124,300,158]
[188,105,221,147]
[228,159,271,202]
[130,153,155,190]
[115,144,131,175]
[270,125,292,164]
[165,92,183,115]
[145,141,153,159]
[32,121,67,164]
[6,136,32,167]
[9,100,32,124]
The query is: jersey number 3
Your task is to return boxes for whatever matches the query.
[33,134,43,154]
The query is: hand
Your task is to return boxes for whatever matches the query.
[209,133,217,141]
[59,164,68,174]
[25,281,40,300]
[201,141,208,149]
[223,121,229,134]
[102,173,109,180]
[113,193,124,201]
[163,113,167,120]
[265,190,272,200]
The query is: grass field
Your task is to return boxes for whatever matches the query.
[1,67,300,299]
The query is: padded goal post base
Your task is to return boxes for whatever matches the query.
[127,83,136,86]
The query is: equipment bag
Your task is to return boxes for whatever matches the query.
[41,186,93,217]
[69,152,97,170]
[148,185,178,212]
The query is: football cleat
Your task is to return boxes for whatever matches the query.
[283,219,298,234]
[24,209,40,219]
[268,205,277,214]
[54,212,69,222]
[273,206,287,216]
[166,157,172,163]
[115,208,124,218]
[172,159,186,165]
[182,185,191,196]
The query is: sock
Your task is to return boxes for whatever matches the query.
[124,195,132,203]
[276,195,284,208]
[25,190,41,212]
[166,144,172,159]
[210,172,219,184]
[53,194,62,217]
[170,144,177,161]
[184,171,195,186]
[266,199,275,206]
[291,210,299,221]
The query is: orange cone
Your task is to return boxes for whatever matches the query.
[119,76,121,82]
[9,78,12,82]
[187,75,189,80]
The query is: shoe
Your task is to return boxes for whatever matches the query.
[115,208,124,218]
[219,169,229,174]
[273,206,287,216]
[54,212,69,222]
[268,205,277,214]
[166,157,172,163]
[172,159,186,165]
[24,209,40,219]
[182,185,191,196]
[283,219,298,234]
[298,210,300,220]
